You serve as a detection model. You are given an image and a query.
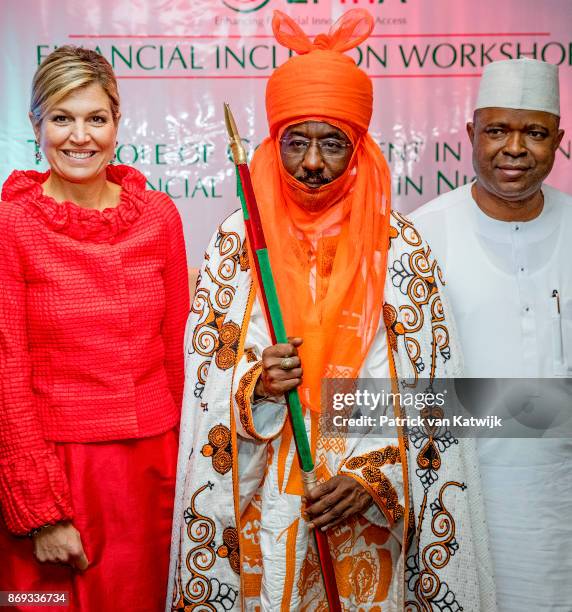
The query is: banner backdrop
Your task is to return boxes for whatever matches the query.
[1,0,570,265]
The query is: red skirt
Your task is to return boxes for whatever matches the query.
[0,428,178,611]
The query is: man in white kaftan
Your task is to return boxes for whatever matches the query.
[412,58,572,611]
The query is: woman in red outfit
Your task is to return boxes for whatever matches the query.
[0,47,189,610]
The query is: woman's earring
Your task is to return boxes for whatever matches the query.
[35,141,42,163]
[110,141,118,164]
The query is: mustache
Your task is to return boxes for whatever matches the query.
[296,171,333,185]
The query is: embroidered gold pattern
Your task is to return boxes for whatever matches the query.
[343,447,404,523]
[235,362,264,439]
[388,211,450,382]
[216,527,241,575]
[201,424,232,475]
[383,303,405,352]
[239,240,250,271]
[405,481,465,610]
[345,447,401,471]
[215,321,241,370]
[189,228,246,399]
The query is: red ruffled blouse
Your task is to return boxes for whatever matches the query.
[0,165,189,534]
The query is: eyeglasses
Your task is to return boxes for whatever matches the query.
[279,136,352,160]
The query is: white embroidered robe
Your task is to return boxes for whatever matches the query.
[167,209,496,612]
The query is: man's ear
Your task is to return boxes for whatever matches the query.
[555,128,565,151]
[466,121,475,146]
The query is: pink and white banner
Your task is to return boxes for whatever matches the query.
[1,0,570,265]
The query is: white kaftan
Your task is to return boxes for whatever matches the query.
[411,182,572,611]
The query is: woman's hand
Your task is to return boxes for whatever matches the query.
[33,522,89,571]
[254,337,303,398]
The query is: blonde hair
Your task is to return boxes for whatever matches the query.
[30,46,120,124]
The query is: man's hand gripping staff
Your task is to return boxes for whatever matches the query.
[224,103,342,612]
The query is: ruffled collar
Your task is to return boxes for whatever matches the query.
[1,165,146,242]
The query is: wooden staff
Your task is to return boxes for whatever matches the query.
[224,103,341,612]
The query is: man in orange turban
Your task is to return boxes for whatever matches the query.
[169,10,495,611]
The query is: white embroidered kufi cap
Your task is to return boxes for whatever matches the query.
[476,58,560,116]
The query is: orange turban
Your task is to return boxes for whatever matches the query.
[266,10,374,136]
[250,10,391,430]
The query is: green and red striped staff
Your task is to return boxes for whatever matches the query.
[224,103,341,612]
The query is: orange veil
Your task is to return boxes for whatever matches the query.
[250,9,392,414]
